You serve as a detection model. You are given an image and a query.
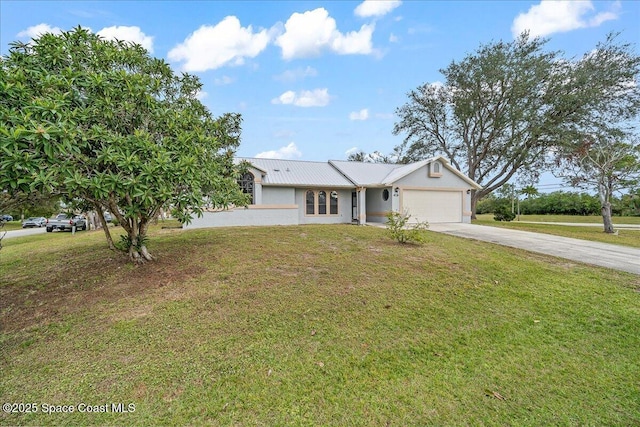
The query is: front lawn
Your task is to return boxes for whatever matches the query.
[475,213,640,224]
[1,221,23,231]
[1,225,639,425]
[474,215,640,248]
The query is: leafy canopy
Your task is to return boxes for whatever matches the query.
[0,27,248,261]
[392,32,640,216]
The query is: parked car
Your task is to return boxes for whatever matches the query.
[1,214,13,221]
[104,212,112,222]
[22,217,47,228]
[46,213,87,232]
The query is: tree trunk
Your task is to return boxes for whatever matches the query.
[470,190,479,220]
[95,207,115,250]
[601,202,615,234]
[127,220,153,263]
[598,182,615,234]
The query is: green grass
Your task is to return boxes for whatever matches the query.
[475,213,640,224]
[1,225,639,426]
[474,215,640,248]
[1,221,24,231]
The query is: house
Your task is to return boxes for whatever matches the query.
[184,156,482,229]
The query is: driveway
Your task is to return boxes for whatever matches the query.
[428,223,640,275]
[2,227,47,240]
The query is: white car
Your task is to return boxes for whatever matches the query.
[22,217,47,228]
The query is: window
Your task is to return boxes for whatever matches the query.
[238,172,255,204]
[429,161,442,177]
[382,189,390,201]
[306,190,315,215]
[330,191,338,214]
[305,190,339,216]
[318,191,327,214]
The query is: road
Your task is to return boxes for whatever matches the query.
[2,227,47,239]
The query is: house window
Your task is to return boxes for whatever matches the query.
[330,191,338,214]
[238,172,255,204]
[306,190,315,215]
[318,191,327,214]
[382,189,390,201]
[429,162,442,178]
[305,190,339,216]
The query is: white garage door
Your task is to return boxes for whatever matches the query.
[402,190,463,223]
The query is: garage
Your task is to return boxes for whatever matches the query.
[402,189,463,223]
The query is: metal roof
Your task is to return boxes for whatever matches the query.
[238,157,355,187]
[238,156,482,189]
[333,156,482,189]
[327,160,400,186]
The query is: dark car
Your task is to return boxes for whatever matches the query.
[22,217,47,228]
[1,214,13,221]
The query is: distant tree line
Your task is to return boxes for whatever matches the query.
[0,191,61,220]
[477,190,640,217]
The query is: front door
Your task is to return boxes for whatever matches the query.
[352,191,358,222]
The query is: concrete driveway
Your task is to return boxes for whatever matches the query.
[428,223,640,275]
[2,227,47,239]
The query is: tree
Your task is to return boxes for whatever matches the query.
[556,136,640,233]
[0,27,248,262]
[520,185,539,200]
[393,33,640,218]
[0,190,60,220]
[347,150,395,163]
[552,34,640,232]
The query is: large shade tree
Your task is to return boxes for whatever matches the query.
[553,35,640,233]
[556,136,640,233]
[392,33,640,217]
[0,27,248,262]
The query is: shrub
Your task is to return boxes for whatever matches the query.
[386,211,429,244]
[493,205,516,221]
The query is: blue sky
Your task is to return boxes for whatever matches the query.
[1,0,638,190]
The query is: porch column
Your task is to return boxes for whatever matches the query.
[357,187,367,225]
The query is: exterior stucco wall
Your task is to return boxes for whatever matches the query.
[365,187,392,223]
[184,207,298,229]
[296,188,353,225]
[262,186,295,205]
[392,163,475,224]
[463,191,472,223]
[395,163,471,189]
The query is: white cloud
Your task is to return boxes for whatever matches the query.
[97,26,154,53]
[17,23,63,39]
[168,16,271,71]
[389,33,399,43]
[349,108,369,121]
[275,8,374,59]
[354,0,402,18]
[345,147,359,156]
[256,142,302,159]
[214,75,235,85]
[196,90,208,100]
[274,129,295,139]
[271,88,331,107]
[511,0,620,38]
[274,66,318,82]
[331,24,375,55]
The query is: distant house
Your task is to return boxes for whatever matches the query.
[184,156,482,229]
